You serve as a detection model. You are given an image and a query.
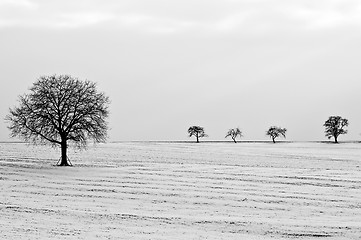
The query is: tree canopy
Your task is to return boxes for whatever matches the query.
[323,116,348,143]
[6,74,110,166]
[225,128,243,143]
[266,126,287,143]
[188,126,208,143]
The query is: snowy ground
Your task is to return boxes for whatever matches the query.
[0,142,361,239]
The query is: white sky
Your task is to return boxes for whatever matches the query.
[1,0,361,141]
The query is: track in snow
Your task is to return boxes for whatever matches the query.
[1,142,361,239]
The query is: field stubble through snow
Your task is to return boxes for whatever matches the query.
[0,142,361,239]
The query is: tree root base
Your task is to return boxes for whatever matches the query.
[57,163,72,167]
[56,157,73,166]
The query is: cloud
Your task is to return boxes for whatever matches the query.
[0,0,37,8]
[212,1,361,33]
[214,14,248,32]
[285,3,361,30]
[55,12,116,28]
[0,1,116,28]
[1,0,361,34]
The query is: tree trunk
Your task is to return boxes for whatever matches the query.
[59,140,70,166]
[272,137,276,143]
[334,135,338,143]
[232,137,237,143]
[196,135,199,143]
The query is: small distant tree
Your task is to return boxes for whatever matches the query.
[323,116,348,143]
[266,126,287,143]
[225,128,243,143]
[6,75,110,166]
[188,126,208,143]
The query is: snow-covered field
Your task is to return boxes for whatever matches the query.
[1,142,361,239]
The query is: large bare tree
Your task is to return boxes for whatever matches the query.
[188,126,208,143]
[6,75,110,166]
[266,126,287,143]
[323,116,348,143]
[225,127,243,143]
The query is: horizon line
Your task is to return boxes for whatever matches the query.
[1,140,360,144]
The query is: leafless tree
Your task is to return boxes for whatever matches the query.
[323,116,348,143]
[188,126,208,143]
[6,75,110,166]
[266,126,287,143]
[225,127,243,143]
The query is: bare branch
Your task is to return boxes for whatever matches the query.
[6,74,110,164]
[266,126,287,143]
[225,127,243,142]
[188,126,208,142]
[323,116,348,143]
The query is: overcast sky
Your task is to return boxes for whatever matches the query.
[1,0,361,142]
